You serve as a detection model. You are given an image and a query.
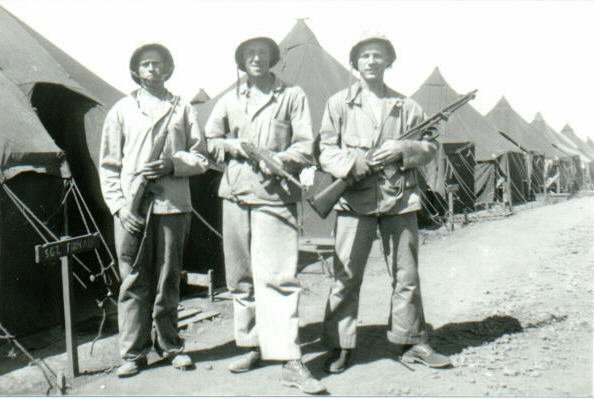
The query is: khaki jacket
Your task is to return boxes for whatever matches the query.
[205,76,314,205]
[319,82,437,215]
[100,89,208,215]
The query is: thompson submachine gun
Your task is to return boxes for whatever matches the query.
[308,90,478,219]
[240,141,305,191]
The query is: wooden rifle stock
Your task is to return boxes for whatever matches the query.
[119,96,180,264]
[308,90,477,219]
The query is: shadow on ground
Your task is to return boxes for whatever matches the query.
[0,312,120,376]
[299,314,523,368]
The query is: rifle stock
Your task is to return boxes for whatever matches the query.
[307,90,477,219]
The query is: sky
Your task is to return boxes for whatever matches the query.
[2,0,594,142]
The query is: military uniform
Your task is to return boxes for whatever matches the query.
[318,81,438,349]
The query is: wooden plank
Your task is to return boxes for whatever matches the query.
[35,233,100,263]
[185,272,210,287]
[299,237,335,247]
[178,311,220,329]
[215,291,233,300]
[299,237,335,255]
[178,308,202,320]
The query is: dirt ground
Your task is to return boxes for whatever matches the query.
[1,195,592,396]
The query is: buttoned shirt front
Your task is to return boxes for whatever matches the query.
[319,82,438,215]
[205,76,314,205]
[100,88,208,215]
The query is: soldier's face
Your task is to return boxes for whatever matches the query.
[243,42,271,78]
[138,49,165,87]
[357,42,389,82]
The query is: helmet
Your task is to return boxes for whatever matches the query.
[349,33,396,71]
[234,36,280,72]
[129,43,175,84]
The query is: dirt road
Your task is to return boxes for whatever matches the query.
[1,196,592,396]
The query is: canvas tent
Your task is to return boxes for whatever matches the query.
[0,5,131,335]
[194,20,355,251]
[411,68,524,211]
[486,97,549,198]
[559,124,594,189]
[191,88,210,105]
[530,113,578,193]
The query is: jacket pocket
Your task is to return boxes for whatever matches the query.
[267,118,292,151]
[342,133,372,149]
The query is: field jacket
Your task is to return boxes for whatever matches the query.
[100,89,208,215]
[318,82,437,215]
[205,76,314,205]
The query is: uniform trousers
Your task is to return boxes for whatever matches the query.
[115,213,191,361]
[223,199,302,361]
[322,210,428,349]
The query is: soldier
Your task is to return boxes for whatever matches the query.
[205,36,326,394]
[100,43,209,377]
[318,33,452,373]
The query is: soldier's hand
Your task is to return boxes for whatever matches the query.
[141,159,173,180]
[117,207,145,235]
[259,154,285,176]
[224,139,248,159]
[368,140,405,167]
[423,126,439,139]
[350,153,372,181]
[208,141,226,164]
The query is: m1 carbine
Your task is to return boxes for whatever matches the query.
[240,141,305,191]
[308,90,478,219]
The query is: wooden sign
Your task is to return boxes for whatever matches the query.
[35,233,100,264]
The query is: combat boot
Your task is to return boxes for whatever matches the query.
[282,360,327,394]
[228,348,261,373]
[323,348,352,374]
[117,357,148,378]
[401,343,452,368]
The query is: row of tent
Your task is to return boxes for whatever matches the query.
[1,10,593,335]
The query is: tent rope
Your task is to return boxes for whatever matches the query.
[0,322,64,395]
[70,180,116,265]
[69,180,119,284]
[1,184,53,243]
[445,156,475,202]
[1,181,108,288]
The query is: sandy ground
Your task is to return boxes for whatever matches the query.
[0,195,592,396]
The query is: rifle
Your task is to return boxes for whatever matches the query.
[308,90,477,219]
[119,96,180,264]
[240,141,305,191]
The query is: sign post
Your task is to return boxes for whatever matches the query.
[35,232,100,378]
[445,184,460,232]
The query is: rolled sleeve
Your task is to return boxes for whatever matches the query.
[318,97,356,179]
[99,106,126,215]
[172,105,209,177]
[205,97,229,158]
[278,88,314,166]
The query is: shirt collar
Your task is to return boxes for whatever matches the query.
[238,73,285,97]
[133,88,175,103]
[345,81,405,107]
